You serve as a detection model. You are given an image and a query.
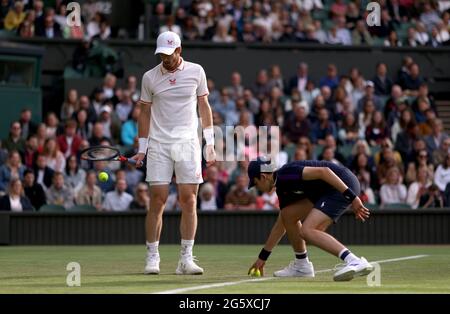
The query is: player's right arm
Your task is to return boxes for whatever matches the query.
[132,100,152,167]
[132,73,153,167]
[249,213,286,276]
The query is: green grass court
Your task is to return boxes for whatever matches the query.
[1,245,450,294]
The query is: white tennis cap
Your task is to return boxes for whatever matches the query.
[155,31,181,55]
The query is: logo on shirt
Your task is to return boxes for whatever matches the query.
[169,79,176,85]
[293,191,304,195]
[321,202,326,208]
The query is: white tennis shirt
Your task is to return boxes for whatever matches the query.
[140,58,209,143]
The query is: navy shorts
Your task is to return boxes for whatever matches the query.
[314,169,361,222]
[278,168,360,223]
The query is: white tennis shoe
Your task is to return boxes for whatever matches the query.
[176,256,204,275]
[144,253,160,275]
[273,260,315,278]
[333,257,374,281]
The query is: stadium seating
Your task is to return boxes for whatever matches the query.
[383,203,412,210]
[39,204,66,212]
[66,205,98,213]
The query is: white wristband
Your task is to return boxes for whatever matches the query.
[138,138,148,154]
[203,127,214,146]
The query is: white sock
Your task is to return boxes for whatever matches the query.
[180,239,194,258]
[294,251,310,265]
[338,248,358,264]
[146,241,159,255]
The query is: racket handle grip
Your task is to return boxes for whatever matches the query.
[127,158,137,165]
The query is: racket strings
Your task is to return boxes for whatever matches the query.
[81,146,120,161]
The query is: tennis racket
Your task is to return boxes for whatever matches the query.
[80,146,137,165]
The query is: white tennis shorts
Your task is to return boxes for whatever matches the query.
[146,138,203,185]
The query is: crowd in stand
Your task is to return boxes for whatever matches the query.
[1,51,450,212]
[1,0,450,212]
[1,0,450,47]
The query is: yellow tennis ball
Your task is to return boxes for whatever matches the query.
[98,171,109,182]
[249,267,261,277]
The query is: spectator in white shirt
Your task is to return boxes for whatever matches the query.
[159,15,182,37]
[198,182,218,211]
[434,153,450,192]
[406,168,431,209]
[296,0,323,12]
[415,22,429,46]
[380,167,407,208]
[102,179,133,212]
[212,22,235,43]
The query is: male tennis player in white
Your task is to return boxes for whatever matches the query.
[132,31,216,275]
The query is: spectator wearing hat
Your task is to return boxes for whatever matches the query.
[356,80,383,113]
[98,105,121,144]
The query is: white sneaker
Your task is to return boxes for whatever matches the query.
[333,257,374,282]
[273,261,315,278]
[144,253,160,275]
[176,256,204,275]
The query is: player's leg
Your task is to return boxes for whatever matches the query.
[144,183,169,275]
[144,140,174,274]
[300,208,342,256]
[275,198,315,277]
[173,140,204,275]
[178,184,199,241]
[147,184,169,242]
[301,208,373,281]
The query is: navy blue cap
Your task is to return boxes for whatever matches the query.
[247,156,276,189]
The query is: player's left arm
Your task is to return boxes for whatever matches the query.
[302,167,370,221]
[198,95,216,167]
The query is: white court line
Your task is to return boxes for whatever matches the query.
[154,254,428,294]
